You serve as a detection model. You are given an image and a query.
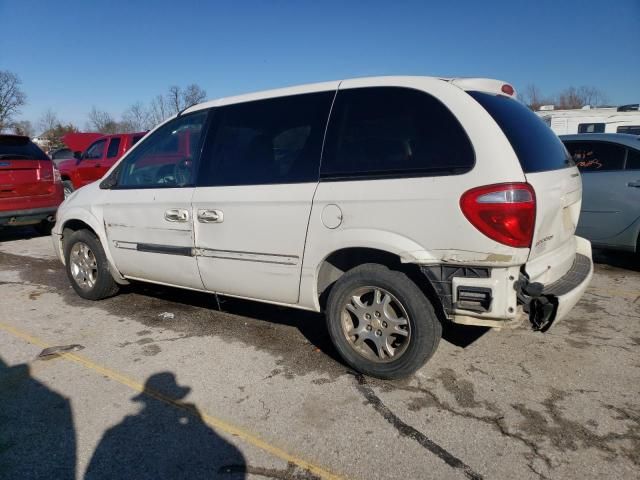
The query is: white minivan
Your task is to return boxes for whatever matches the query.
[53,76,593,378]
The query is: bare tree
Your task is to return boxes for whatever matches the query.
[167,85,182,114]
[38,108,60,135]
[576,86,607,108]
[149,94,169,126]
[129,83,207,129]
[0,70,27,131]
[557,85,608,109]
[12,120,34,137]
[122,102,151,131]
[87,106,120,134]
[166,84,207,115]
[520,84,554,111]
[182,84,207,109]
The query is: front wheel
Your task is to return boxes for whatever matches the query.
[326,264,442,379]
[64,229,119,300]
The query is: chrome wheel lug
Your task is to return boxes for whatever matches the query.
[382,321,388,328]
[365,313,371,320]
[375,329,382,336]
[374,311,381,318]
[366,325,372,332]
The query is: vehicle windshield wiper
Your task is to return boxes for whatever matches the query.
[0,154,31,160]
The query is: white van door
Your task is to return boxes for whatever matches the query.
[192,88,336,304]
[102,111,209,289]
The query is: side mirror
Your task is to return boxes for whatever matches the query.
[73,151,82,160]
[99,168,119,189]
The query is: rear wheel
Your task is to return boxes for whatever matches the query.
[326,264,441,379]
[64,229,119,300]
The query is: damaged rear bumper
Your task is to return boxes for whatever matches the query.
[517,237,593,330]
[421,237,593,329]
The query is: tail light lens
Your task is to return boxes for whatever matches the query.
[460,183,536,248]
[53,164,62,183]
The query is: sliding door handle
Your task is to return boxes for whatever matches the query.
[164,208,189,222]
[197,209,224,223]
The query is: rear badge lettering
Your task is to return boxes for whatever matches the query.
[535,235,554,252]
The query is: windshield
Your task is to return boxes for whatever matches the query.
[0,136,49,161]
[469,91,573,173]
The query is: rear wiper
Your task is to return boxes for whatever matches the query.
[0,154,30,160]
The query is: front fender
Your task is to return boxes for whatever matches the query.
[54,205,127,283]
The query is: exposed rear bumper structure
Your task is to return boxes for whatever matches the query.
[422,236,593,330]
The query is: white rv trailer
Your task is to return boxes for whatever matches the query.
[536,104,640,135]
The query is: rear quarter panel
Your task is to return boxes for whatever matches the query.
[299,77,529,310]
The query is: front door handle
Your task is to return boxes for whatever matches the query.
[197,209,224,223]
[164,208,189,222]
[627,181,640,188]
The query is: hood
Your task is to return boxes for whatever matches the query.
[61,132,103,153]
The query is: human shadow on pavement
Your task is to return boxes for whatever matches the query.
[0,355,77,479]
[84,372,246,480]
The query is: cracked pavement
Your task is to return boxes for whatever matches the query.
[0,228,638,479]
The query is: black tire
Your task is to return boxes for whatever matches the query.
[63,180,74,198]
[34,220,54,236]
[326,263,442,379]
[64,229,119,300]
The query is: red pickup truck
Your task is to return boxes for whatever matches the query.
[58,131,146,195]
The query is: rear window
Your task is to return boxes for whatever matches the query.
[617,125,640,135]
[469,91,573,173]
[578,123,605,134]
[107,137,121,158]
[0,136,49,161]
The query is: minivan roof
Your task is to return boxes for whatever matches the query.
[183,76,515,115]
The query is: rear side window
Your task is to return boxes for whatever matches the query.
[617,125,640,135]
[199,91,334,186]
[107,137,121,158]
[52,148,73,160]
[578,123,605,134]
[131,134,144,145]
[626,148,640,170]
[0,136,49,161]
[564,141,626,171]
[469,91,573,173]
[321,87,474,179]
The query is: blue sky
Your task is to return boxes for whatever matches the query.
[1,0,638,129]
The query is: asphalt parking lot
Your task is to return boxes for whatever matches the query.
[0,228,638,480]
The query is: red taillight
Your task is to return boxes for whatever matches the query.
[53,164,62,183]
[460,183,536,248]
[501,84,515,96]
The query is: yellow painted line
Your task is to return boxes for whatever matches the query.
[0,321,345,480]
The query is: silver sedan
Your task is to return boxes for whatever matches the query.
[561,133,640,253]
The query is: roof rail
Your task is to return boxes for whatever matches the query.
[617,104,639,112]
